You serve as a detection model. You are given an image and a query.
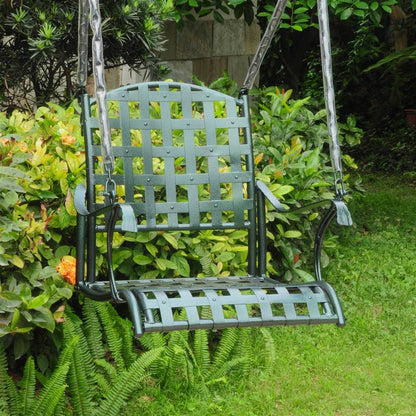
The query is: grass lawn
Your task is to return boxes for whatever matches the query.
[131,175,416,415]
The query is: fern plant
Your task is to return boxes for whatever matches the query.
[138,326,265,393]
[0,338,76,416]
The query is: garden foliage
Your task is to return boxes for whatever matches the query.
[0,81,361,351]
[0,0,172,110]
[0,298,275,414]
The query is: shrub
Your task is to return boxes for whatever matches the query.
[0,102,84,355]
[0,0,172,111]
[250,86,361,281]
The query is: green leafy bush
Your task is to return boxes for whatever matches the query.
[0,102,84,349]
[250,86,361,281]
[0,0,172,110]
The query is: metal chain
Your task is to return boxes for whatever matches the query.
[317,0,346,196]
[88,0,115,176]
[77,0,89,88]
[241,0,288,93]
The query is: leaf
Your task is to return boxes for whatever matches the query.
[162,233,178,249]
[0,166,27,178]
[172,255,190,277]
[145,243,158,257]
[11,255,25,269]
[340,7,353,19]
[211,242,226,253]
[355,1,369,9]
[294,269,314,282]
[227,230,247,240]
[155,258,177,271]
[30,307,55,332]
[26,294,49,309]
[133,254,153,265]
[284,230,302,238]
[0,178,25,193]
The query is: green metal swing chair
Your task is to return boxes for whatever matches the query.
[75,0,352,336]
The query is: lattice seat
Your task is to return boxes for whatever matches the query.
[75,81,347,336]
[85,277,343,335]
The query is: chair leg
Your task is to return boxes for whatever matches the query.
[314,205,336,281]
[118,289,144,336]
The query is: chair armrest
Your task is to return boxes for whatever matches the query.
[256,180,332,214]
[74,184,137,232]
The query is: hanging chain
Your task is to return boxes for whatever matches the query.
[317,0,347,197]
[88,0,115,177]
[77,0,89,89]
[241,0,288,94]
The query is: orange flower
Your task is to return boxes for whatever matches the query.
[56,256,76,285]
[61,134,76,146]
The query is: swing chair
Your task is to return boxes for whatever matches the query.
[75,0,352,336]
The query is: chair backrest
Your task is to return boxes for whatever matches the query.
[82,82,256,234]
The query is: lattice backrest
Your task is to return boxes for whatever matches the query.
[82,82,256,231]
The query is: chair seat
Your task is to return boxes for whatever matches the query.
[89,276,345,336]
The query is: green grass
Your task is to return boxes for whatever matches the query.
[127,175,416,415]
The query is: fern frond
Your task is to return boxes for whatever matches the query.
[93,359,119,397]
[82,298,105,361]
[19,356,36,415]
[0,344,18,415]
[63,309,95,416]
[232,328,253,377]
[0,398,10,416]
[259,327,277,367]
[200,255,212,275]
[163,332,196,390]
[209,328,239,377]
[95,302,125,370]
[119,316,136,367]
[193,330,210,376]
[95,358,119,381]
[139,332,167,350]
[26,363,70,416]
[97,348,164,416]
[209,357,249,380]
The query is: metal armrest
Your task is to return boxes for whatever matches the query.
[74,184,137,232]
[256,180,352,226]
